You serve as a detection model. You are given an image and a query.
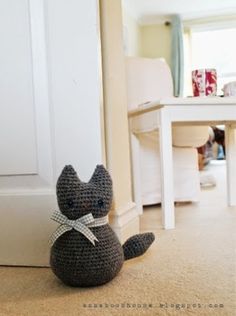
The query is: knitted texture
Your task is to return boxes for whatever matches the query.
[50,165,155,287]
[122,233,155,260]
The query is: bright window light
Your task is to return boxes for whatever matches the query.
[184,27,236,95]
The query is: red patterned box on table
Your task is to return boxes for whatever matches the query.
[192,69,217,96]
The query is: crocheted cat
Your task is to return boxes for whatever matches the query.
[50,165,155,287]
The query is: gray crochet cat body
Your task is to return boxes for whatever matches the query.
[50,165,155,287]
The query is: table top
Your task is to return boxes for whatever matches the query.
[128,97,236,117]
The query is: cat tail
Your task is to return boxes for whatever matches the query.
[122,232,155,260]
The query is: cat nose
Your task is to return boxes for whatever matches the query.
[82,201,90,209]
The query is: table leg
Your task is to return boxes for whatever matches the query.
[130,132,143,214]
[225,125,236,206]
[158,109,175,229]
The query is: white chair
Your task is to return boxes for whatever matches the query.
[125,57,209,205]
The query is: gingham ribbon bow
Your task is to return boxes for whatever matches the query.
[49,210,108,246]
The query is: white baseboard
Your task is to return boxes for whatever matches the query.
[109,201,140,243]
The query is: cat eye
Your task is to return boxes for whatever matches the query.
[97,199,104,207]
[66,199,74,208]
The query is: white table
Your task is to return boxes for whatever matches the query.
[128,97,236,229]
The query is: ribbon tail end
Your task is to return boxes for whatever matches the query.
[92,237,99,246]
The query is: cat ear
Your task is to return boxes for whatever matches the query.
[56,165,81,191]
[89,165,112,188]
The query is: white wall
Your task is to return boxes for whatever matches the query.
[122,9,141,56]
[121,6,171,66]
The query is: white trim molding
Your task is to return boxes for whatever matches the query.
[184,14,236,31]
[109,202,140,243]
